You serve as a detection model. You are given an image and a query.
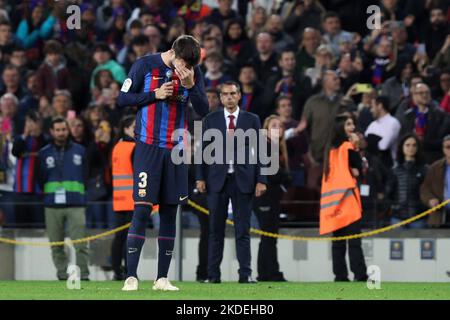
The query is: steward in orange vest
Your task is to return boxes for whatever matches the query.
[320,141,362,235]
[112,137,135,212]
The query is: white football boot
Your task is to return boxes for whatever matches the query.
[122,276,139,291]
[152,277,179,291]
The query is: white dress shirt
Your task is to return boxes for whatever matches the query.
[365,113,401,161]
[224,107,240,173]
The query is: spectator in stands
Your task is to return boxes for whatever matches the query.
[0,20,20,64]
[394,73,424,119]
[15,1,57,50]
[246,6,267,39]
[283,0,324,42]
[262,48,312,120]
[321,11,358,57]
[83,106,114,229]
[276,96,308,187]
[433,35,450,70]
[265,14,295,53]
[35,40,70,101]
[166,17,187,47]
[203,51,231,89]
[206,0,238,31]
[90,42,127,90]
[296,70,357,185]
[12,110,46,228]
[118,34,150,72]
[295,27,321,74]
[42,90,72,135]
[365,96,401,169]
[143,24,164,53]
[37,117,89,281]
[391,21,416,63]
[367,35,397,87]
[254,115,290,282]
[178,0,211,30]
[237,64,264,120]
[304,44,334,89]
[336,52,362,94]
[91,70,114,107]
[249,32,279,82]
[223,18,253,64]
[379,58,414,115]
[206,87,221,112]
[437,68,450,113]
[105,8,129,55]
[385,133,428,228]
[9,47,28,79]
[420,135,450,228]
[96,0,131,34]
[18,71,39,117]
[397,83,450,164]
[0,64,26,100]
[424,7,449,61]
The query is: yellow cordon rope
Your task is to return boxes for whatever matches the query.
[0,199,448,246]
[187,199,450,241]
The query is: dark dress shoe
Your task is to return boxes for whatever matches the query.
[205,278,221,283]
[239,276,257,284]
[196,278,208,283]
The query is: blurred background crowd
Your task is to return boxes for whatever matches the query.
[0,0,449,230]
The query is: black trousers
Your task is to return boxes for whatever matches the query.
[14,193,44,228]
[111,211,133,276]
[207,174,253,280]
[253,189,284,281]
[190,192,209,280]
[332,220,368,281]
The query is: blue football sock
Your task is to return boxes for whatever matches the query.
[126,204,150,278]
[157,204,177,279]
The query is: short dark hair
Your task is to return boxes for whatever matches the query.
[130,19,143,30]
[93,42,113,56]
[131,34,149,47]
[278,48,295,61]
[375,95,390,112]
[219,81,241,94]
[172,35,201,68]
[44,39,63,55]
[322,11,340,23]
[25,109,41,123]
[206,87,219,96]
[51,116,68,129]
[275,95,292,108]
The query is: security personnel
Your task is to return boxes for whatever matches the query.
[111,115,136,280]
[37,117,89,281]
[320,114,367,282]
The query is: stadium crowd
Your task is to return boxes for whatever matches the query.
[0,0,449,237]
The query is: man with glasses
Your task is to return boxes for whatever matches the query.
[398,83,450,164]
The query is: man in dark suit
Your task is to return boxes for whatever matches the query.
[196,81,267,284]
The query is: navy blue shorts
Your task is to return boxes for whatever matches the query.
[133,141,188,205]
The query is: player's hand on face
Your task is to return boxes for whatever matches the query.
[175,65,195,89]
[155,81,174,100]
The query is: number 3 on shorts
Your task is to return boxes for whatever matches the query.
[138,172,147,188]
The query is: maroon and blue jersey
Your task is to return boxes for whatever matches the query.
[117,53,208,149]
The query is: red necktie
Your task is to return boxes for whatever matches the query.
[228,115,235,132]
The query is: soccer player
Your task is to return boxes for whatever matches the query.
[117,35,208,291]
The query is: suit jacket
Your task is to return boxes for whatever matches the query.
[196,109,267,194]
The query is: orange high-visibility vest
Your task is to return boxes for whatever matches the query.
[112,140,135,212]
[319,141,362,235]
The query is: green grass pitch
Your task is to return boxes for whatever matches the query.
[0,281,449,300]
